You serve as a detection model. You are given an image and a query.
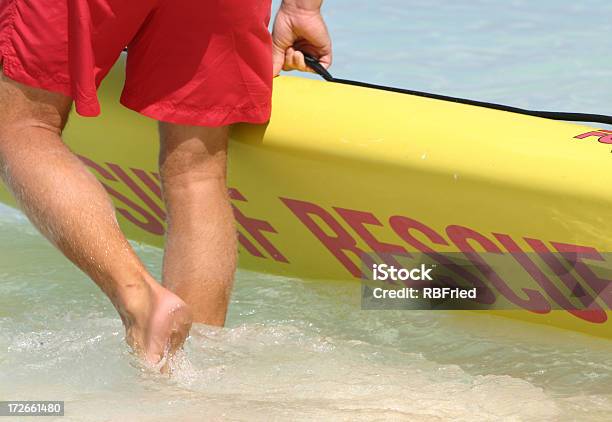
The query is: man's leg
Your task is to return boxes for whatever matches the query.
[158,123,236,326]
[0,73,191,363]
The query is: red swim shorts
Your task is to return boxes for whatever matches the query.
[0,0,273,126]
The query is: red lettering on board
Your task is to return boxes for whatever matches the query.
[551,242,612,310]
[131,168,163,201]
[230,189,288,263]
[78,159,286,260]
[79,156,164,235]
[389,216,448,252]
[282,198,375,278]
[390,216,495,304]
[447,226,549,312]
[107,187,165,235]
[107,163,166,221]
[75,155,612,325]
[525,238,605,319]
[227,189,266,257]
[334,207,409,269]
[494,233,607,323]
[78,155,117,181]
[574,131,612,144]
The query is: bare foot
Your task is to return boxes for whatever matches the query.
[123,282,193,366]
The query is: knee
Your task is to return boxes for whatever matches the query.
[158,123,229,185]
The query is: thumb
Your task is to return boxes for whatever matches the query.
[318,52,333,70]
[272,44,285,77]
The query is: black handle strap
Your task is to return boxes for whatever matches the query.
[303,55,612,126]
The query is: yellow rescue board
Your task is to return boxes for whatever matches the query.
[1,60,611,339]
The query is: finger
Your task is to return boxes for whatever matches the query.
[272,44,286,77]
[292,50,309,72]
[284,47,302,71]
[283,48,310,73]
[282,47,296,71]
[318,51,333,70]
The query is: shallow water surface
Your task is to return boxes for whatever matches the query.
[2,0,612,420]
[1,205,611,421]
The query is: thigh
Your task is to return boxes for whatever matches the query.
[0,70,72,134]
[0,0,155,118]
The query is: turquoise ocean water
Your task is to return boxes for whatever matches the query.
[1,1,612,420]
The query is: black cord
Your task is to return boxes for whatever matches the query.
[303,55,612,126]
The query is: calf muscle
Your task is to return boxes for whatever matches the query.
[159,123,236,326]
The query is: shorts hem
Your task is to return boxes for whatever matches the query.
[120,97,272,127]
[0,50,102,116]
[0,49,71,97]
